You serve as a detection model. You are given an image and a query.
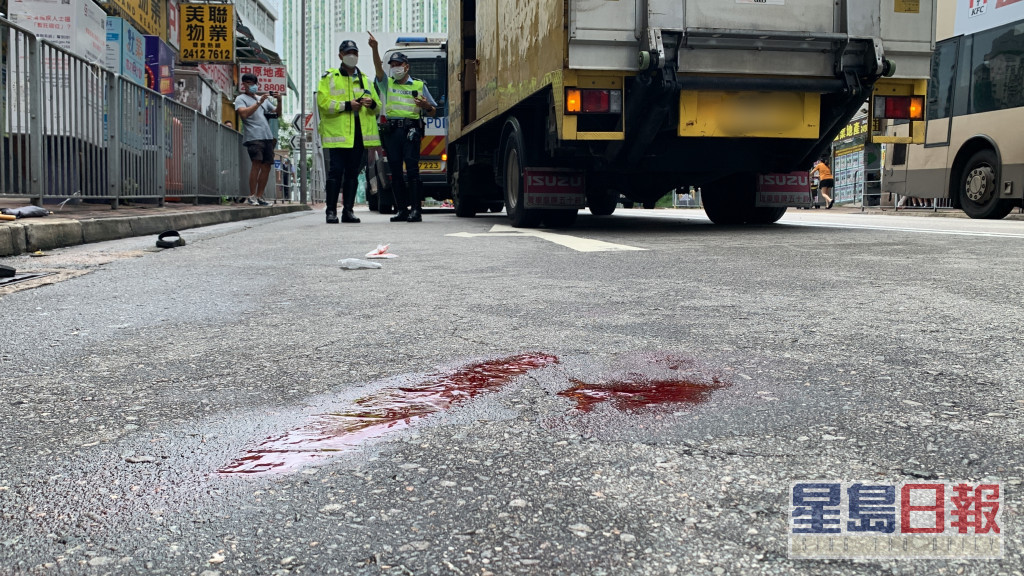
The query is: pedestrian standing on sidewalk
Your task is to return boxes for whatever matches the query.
[316,40,382,224]
[280,158,293,202]
[234,73,280,206]
[369,32,438,223]
[813,158,835,209]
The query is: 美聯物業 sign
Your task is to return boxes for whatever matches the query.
[179,3,234,62]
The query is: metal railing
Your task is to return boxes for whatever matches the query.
[1,17,243,208]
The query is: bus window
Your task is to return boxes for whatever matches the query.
[927,39,959,120]
[969,23,1024,114]
[952,36,973,117]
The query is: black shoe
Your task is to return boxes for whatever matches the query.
[341,210,361,223]
[390,209,410,222]
[827,200,834,209]
[407,209,422,222]
[326,210,339,224]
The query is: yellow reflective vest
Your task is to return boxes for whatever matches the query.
[316,67,381,149]
[383,77,425,120]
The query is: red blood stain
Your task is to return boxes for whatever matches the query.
[219,353,559,475]
[558,375,729,413]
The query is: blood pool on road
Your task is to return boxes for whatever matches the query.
[558,376,729,412]
[219,353,559,475]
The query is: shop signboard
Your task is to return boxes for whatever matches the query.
[106,16,146,86]
[106,0,167,38]
[179,2,234,62]
[145,34,175,95]
[237,63,287,95]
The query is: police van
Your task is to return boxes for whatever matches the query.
[367,37,452,213]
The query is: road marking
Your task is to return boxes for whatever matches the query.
[448,224,647,252]
[627,210,1024,239]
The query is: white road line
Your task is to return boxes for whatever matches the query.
[447,224,647,252]
[625,210,1024,239]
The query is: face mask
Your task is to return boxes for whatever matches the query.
[389,66,406,79]
[342,54,358,68]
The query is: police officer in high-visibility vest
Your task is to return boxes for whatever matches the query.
[368,32,438,222]
[316,40,382,224]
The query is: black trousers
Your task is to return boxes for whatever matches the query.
[382,126,422,210]
[325,139,365,212]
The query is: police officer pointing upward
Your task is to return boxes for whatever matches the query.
[316,40,382,224]
[369,32,438,223]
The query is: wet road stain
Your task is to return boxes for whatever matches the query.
[557,373,733,412]
[220,353,559,475]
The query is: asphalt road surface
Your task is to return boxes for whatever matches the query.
[1,207,1022,575]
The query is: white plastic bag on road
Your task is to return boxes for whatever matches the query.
[338,258,383,270]
[365,244,398,259]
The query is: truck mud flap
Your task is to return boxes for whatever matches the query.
[755,172,813,208]
[523,168,586,210]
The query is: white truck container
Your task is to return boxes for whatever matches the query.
[447,0,936,226]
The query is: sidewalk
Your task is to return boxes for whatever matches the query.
[0,198,312,257]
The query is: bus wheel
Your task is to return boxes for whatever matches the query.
[959,150,1014,219]
[503,119,542,228]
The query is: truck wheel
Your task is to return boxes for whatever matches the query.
[503,119,542,228]
[453,164,482,217]
[959,149,1014,219]
[747,206,788,224]
[587,188,618,216]
[702,174,752,225]
[542,209,578,228]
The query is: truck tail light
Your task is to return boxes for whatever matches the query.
[441,152,448,162]
[566,89,622,115]
[873,95,924,121]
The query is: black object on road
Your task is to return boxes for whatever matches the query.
[156,231,186,249]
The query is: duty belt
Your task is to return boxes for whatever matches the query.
[387,118,421,128]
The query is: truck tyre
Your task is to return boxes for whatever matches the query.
[959,149,1014,219]
[747,206,788,224]
[503,118,542,228]
[452,164,480,217]
[701,173,753,225]
[587,188,618,216]
[542,209,578,228]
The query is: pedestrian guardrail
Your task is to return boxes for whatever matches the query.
[1,17,243,208]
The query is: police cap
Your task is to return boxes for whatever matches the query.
[339,40,358,54]
[387,52,409,65]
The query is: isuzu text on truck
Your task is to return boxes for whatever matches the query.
[446,0,936,227]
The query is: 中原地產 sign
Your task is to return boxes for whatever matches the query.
[179,3,234,62]
[239,64,288,95]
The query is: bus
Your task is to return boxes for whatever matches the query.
[366,36,452,213]
[884,1,1024,219]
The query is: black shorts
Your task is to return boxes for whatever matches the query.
[819,178,835,188]
[245,139,276,164]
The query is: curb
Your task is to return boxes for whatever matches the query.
[0,204,310,257]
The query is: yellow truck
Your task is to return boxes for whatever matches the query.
[447,0,936,226]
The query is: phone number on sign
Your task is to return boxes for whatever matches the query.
[181,48,231,61]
